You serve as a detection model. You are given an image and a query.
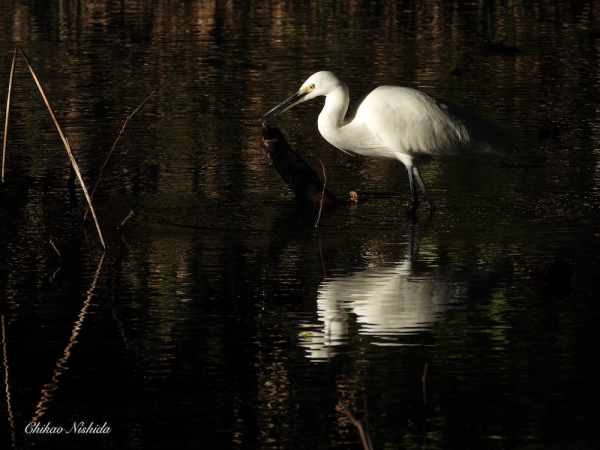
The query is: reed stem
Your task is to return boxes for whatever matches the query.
[1,46,17,182]
[16,45,105,249]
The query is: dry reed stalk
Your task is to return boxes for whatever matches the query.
[84,91,155,222]
[16,46,105,249]
[1,47,17,183]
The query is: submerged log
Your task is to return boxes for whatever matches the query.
[260,125,339,207]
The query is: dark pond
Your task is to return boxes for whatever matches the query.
[1,1,600,449]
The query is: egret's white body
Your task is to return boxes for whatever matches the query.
[261,71,513,214]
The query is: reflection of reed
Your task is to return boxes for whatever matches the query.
[109,298,138,353]
[337,397,373,450]
[325,320,374,450]
[31,252,105,422]
[2,315,16,448]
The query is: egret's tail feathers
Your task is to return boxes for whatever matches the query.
[474,126,515,157]
[441,97,515,157]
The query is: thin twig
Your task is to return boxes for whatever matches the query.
[118,210,135,231]
[315,157,326,228]
[49,239,61,258]
[84,91,155,222]
[2,46,17,182]
[16,46,106,249]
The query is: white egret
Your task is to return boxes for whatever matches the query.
[261,71,514,214]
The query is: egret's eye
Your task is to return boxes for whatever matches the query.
[308,84,315,91]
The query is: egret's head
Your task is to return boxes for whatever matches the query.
[260,71,342,123]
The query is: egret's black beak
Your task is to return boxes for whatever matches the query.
[260,91,307,123]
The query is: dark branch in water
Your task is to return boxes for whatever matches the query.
[259,125,339,208]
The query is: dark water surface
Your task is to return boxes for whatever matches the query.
[1,1,600,449]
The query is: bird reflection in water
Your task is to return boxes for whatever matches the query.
[299,225,512,361]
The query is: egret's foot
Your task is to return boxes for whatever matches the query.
[427,202,437,215]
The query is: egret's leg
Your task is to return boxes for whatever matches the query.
[413,166,436,213]
[406,165,420,214]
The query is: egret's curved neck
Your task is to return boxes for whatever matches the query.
[318,84,350,134]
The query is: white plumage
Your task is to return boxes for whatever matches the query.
[261,71,513,214]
